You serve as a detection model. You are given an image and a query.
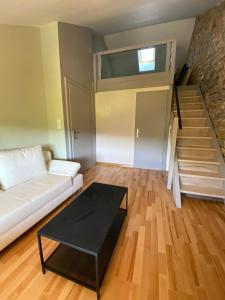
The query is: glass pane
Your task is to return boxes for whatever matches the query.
[138,48,156,72]
[101,44,167,79]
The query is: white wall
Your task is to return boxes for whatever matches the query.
[104,18,196,69]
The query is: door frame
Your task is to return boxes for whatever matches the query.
[63,76,93,160]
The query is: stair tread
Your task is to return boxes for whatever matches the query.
[176,109,204,112]
[174,110,204,112]
[178,102,201,104]
[178,101,202,104]
[178,91,198,93]
[178,87,198,89]
[180,184,225,198]
[178,85,198,89]
[177,146,216,151]
[177,156,220,164]
[182,117,207,119]
[179,126,209,129]
[174,102,201,104]
[179,102,201,104]
[177,136,213,139]
[178,99,200,101]
[178,91,199,97]
[177,144,213,148]
[178,135,211,138]
[178,97,200,99]
[179,170,225,180]
[178,91,198,92]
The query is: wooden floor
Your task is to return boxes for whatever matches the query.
[1,165,225,300]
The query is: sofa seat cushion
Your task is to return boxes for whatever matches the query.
[0,173,72,235]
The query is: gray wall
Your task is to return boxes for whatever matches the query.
[104,18,196,69]
[58,22,96,167]
[58,23,93,88]
[134,90,171,170]
[93,34,114,79]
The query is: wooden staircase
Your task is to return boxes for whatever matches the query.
[168,85,225,207]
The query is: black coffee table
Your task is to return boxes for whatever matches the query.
[37,182,128,300]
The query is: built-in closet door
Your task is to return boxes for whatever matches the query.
[134,90,168,170]
[66,80,94,172]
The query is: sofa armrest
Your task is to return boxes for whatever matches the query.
[48,160,81,177]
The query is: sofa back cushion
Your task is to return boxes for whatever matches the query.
[0,145,47,190]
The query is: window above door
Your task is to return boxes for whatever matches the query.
[138,47,156,72]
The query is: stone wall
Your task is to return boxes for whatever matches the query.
[187,1,225,156]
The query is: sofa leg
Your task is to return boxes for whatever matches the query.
[75,187,83,196]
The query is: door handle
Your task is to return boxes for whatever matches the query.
[136,128,139,139]
[73,130,79,139]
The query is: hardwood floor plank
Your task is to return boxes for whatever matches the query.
[0,165,225,300]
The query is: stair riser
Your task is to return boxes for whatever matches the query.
[174,103,203,110]
[180,185,225,198]
[174,111,205,117]
[178,128,211,137]
[178,98,201,104]
[178,91,198,97]
[177,138,213,148]
[177,149,217,160]
[182,119,208,127]
[178,161,220,173]
[178,94,201,102]
[178,85,197,90]
[180,176,224,189]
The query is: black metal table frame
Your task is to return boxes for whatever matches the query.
[37,191,128,300]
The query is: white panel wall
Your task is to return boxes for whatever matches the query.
[95,86,170,166]
[104,18,196,69]
[96,90,136,165]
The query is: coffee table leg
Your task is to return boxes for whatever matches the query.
[37,234,46,274]
[95,254,100,300]
[126,191,128,216]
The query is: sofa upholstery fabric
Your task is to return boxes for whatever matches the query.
[0,174,72,235]
[0,145,47,190]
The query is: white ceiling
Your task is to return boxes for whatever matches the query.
[0,0,221,35]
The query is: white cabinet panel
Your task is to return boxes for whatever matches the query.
[96,90,136,166]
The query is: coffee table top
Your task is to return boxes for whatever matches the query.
[38,182,128,255]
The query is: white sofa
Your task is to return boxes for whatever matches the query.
[0,145,83,251]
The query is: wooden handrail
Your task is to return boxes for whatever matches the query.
[174,82,182,129]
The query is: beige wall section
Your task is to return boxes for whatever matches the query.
[0,25,49,151]
[104,18,196,69]
[97,71,173,92]
[40,22,67,159]
[95,86,170,166]
[96,90,136,166]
